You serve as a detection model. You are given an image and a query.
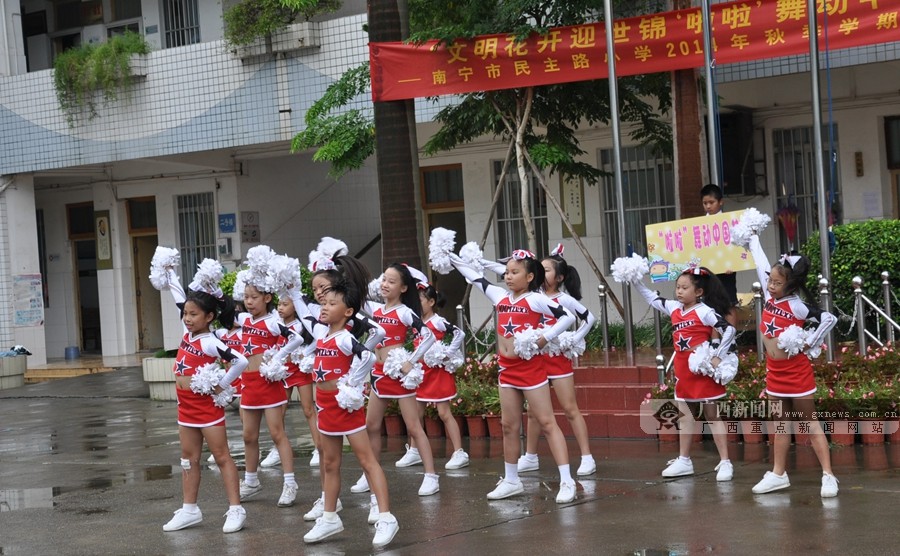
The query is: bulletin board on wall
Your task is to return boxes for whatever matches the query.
[95,210,112,270]
[559,174,586,238]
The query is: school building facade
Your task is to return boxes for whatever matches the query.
[0,0,898,364]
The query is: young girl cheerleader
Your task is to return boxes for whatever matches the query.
[411,282,469,470]
[741,218,838,497]
[357,264,438,507]
[235,246,297,507]
[623,261,737,481]
[276,279,399,547]
[516,246,597,476]
[150,252,249,533]
[435,239,578,503]
[258,296,321,470]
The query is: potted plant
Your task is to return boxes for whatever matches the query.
[642,376,678,442]
[223,0,336,58]
[382,400,405,437]
[53,31,150,126]
[142,348,178,401]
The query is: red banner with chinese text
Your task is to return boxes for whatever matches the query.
[369,0,900,102]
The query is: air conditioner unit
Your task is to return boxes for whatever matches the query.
[271,22,321,54]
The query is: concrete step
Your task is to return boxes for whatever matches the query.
[24,367,113,383]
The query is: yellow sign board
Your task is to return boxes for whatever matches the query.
[644,210,753,282]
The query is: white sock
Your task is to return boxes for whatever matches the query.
[524,452,538,462]
[558,464,573,483]
[370,493,378,506]
[720,459,731,464]
[378,511,395,522]
[229,505,242,512]
[505,462,519,482]
[409,447,420,454]
[244,472,259,485]
[679,456,692,463]
[322,511,339,522]
[424,473,439,480]
[284,472,297,487]
[183,503,199,513]
[581,454,594,463]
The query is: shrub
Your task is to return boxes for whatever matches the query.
[224,0,341,47]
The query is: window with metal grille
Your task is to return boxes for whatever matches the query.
[176,192,216,282]
[492,160,548,259]
[163,0,200,48]
[772,125,842,253]
[600,145,675,267]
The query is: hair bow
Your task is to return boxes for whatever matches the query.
[778,254,802,269]
[682,266,709,276]
[509,249,536,261]
[550,243,565,257]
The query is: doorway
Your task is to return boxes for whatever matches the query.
[133,235,163,350]
[426,210,468,323]
[74,239,100,353]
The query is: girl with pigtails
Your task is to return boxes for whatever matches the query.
[735,210,839,497]
[149,249,249,534]
[429,228,578,503]
[615,255,737,482]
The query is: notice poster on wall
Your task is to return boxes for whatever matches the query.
[14,274,44,327]
[95,210,112,270]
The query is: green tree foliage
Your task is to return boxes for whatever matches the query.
[803,219,900,322]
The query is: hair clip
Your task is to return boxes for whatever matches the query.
[778,254,802,269]
[550,243,564,257]
[510,249,536,261]
[682,266,709,276]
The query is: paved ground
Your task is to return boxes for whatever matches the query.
[1,367,898,555]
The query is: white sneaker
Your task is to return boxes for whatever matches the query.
[239,480,262,501]
[486,478,525,500]
[395,444,423,467]
[752,471,790,494]
[661,458,694,477]
[715,460,734,482]
[350,473,370,493]
[517,454,539,473]
[163,508,203,531]
[418,474,440,496]
[556,480,577,503]
[372,514,400,548]
[309,449,320,467]
[367,494,380,525]
[222,507,246,533]
[277,483,298,507]
[260,449,281,468]
[303,515,344,543]
[445,449,470,470]
[303,497,343,521]
[576,457,597,477]
[821,473,839,498]
[207,453,217,464]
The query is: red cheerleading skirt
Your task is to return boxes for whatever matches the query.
[545,354,574,380]
[283,362,313,389]
[673,351,726,402]
[371,361,416,399]
[765,355,816,397]
[416,365,457,402]
[240,370,288,409]
[498,354,548,390]
[315,386,367,436]
[176,387,225,428]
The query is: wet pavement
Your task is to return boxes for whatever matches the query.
[1,368,898,555]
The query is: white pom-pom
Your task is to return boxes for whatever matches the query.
[336,377,366,412]
[458,242,485,272]
[368,274,384,303]
[259,349,288,382]
[188,259,225,295]
[268,255,302,296]
[730,207,772,248]
[212,385,235,408]
[149,247,180,290]
[400,363,424,389]
[424,343,448,368]
[610,254,650,283]
[558,331,586,359]
[777,324,807,357]
[318,237,349,259]
[429,227,457,275]
[542,335,562,357]
[513,328,544,360]
[443,349,464,373]
[190,362,225,395]
[383,348,412,379]
[688,342,715,376]
[713,352,739,385]
[245,245,277,291]
[805,343,824,360]
[232,270,248,301]
[298,354,315,374]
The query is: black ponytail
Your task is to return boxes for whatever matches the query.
[545,255,583,300]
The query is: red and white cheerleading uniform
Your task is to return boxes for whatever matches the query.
[237,312,288,409]
[278,319,314,389]
[635,281,736,402]
[215,327,243,397]
[416,315,465,403]
[164,274,247,427]
[366,301,435,399]
[453,260,575,390]
[309,330,375,436]
[749,236,837,397]
[543,291,596,380]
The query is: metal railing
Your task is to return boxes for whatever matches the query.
[852,273,900,353]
